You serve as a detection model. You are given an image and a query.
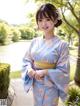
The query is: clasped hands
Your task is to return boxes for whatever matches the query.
[27,68,48,80]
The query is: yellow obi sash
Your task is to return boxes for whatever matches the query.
[34,61,56,69]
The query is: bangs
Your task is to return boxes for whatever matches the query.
[37,11,50,19]
[36,6,53,21]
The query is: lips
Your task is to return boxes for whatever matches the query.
[42,26,49,30]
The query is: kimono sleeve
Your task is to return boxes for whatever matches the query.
[21,39,35,92]
[48,42,70,100]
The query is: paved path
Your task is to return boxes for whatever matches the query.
[10,78,64,106]
[11,79,34,106]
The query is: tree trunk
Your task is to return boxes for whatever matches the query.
[74,31,80,86]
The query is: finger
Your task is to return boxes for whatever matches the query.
[35,74,40,80]
[34,74,38,79]
[32,71,36,77]
[28,71,35,78]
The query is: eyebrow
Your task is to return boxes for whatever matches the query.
[38,16,50,19]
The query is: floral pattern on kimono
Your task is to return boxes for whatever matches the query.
[22,36,70,106]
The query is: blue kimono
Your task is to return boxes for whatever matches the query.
[22,36,70,106]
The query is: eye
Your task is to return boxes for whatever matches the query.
[38,19,42,22]
[46,18,51,21]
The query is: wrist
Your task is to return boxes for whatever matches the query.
[28,68,36,78]
[44,69,48,75]
[28,68,33,73]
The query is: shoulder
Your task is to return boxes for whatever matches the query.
[31,36,42,42]
[61,40,69,48]
[56,36,69,53]
[30,36,42,47]
[56,36,69,48]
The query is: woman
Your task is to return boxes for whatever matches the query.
[22,3,70,106]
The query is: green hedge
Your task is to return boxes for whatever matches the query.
[65,87,80,106]
[0,63,10,99]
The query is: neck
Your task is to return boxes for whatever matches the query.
[44,32,54,40]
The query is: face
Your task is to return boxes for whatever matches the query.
[37,16,55,35]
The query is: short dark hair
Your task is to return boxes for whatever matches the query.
[36,3,62,27]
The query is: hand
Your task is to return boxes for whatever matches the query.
[34,69,48,80]
[28,68,36,78]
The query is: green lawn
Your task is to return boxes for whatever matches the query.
[70,64,76,81]
[69,46,77,81]
[69,46,78,57]
[10,71,21,79]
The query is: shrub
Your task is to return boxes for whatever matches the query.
[65,87,80,106]
[0,63,10,99]
[20,27,35,40]
[73,41,79,46]
[0,26,7,45]
[12,30,21,42]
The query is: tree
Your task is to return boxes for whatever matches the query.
[60,0,80,86]
[61,23,76,46]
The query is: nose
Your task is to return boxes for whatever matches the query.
[42,20,47,26]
